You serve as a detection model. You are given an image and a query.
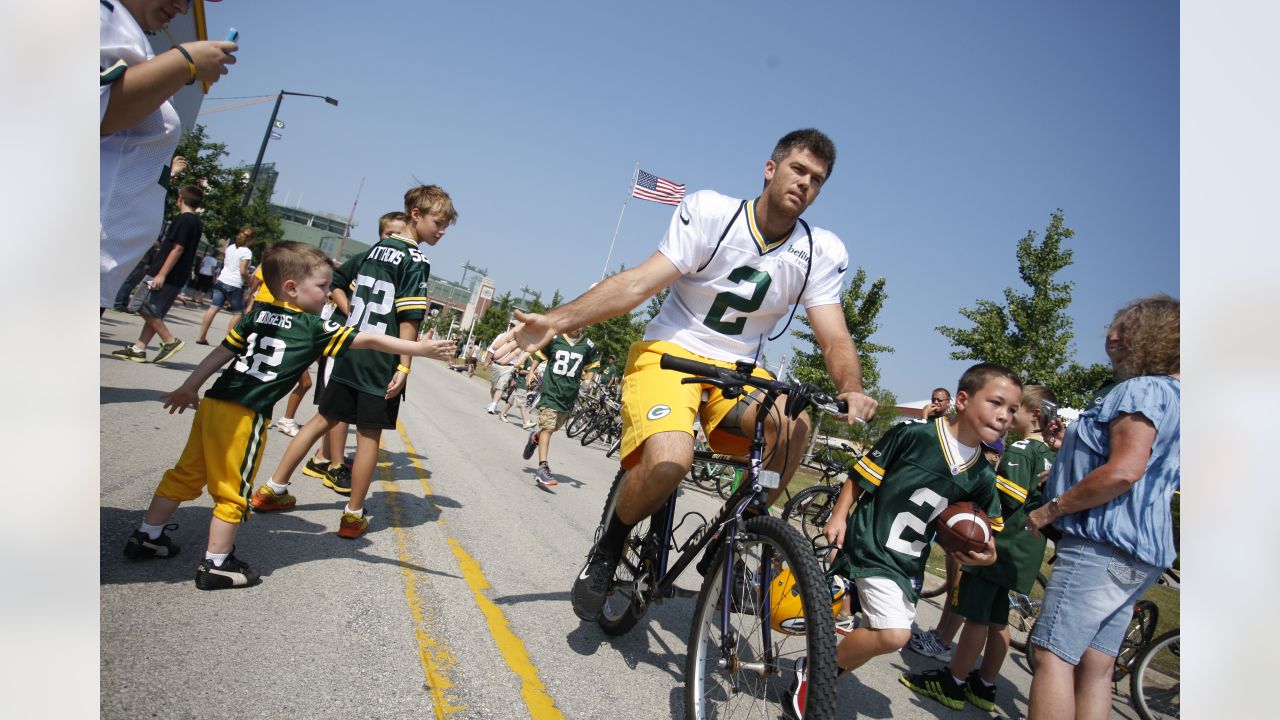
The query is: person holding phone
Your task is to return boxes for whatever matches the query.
[100,0,237,312]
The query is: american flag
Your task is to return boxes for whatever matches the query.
[631,169,686,206]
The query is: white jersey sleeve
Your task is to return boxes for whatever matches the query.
[800,228,849,309]
[656,190,731,274]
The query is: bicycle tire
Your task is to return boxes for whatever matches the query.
[685,515,838,719]
[565,409,591,438]
[597,469,656,636]
[1113,600,1160,681]
[1129,629,1179,720]
[605,435,620,459]
[1007,573,1049,652]
[918,541,953,599]
[780,485,840,550]
[581,418,605,446]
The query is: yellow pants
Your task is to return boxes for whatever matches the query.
[618,340,775,469]
[154,397,269,524]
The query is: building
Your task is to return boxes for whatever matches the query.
[268,202,369,262]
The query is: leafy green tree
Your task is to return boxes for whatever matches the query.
[474,292,516,347]
[549,289,564,308]
[787,268,896,443]
[935,210,1110,409]
[171,124,282,254]
[427,307,459,338]
[644,288,670,321]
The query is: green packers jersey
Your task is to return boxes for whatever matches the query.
[840,419,1004,603]
[515,357,533,389]
[534,335,601,411]
[205,301,358,417]
[328,234,430,396]
[598,364,620,385]
[965,437,1054,593]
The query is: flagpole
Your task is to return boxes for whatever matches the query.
[601,163,640,281]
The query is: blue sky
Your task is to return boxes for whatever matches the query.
[193,0,1178,402]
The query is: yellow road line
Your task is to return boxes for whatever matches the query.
[395,421,564,720]
[448,538,565,720]
[379,452,464,717]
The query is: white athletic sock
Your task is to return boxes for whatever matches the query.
[266,479,290,494]
[139,522,165,540]
[951,673,966,686]
[344,505,364,517]
[205,551,229,567]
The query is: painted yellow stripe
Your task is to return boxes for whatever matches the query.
[448,538,565,720]
[394,422,564,720]
[377,450,464,718]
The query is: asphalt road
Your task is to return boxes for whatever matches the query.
[100,304,1142,719]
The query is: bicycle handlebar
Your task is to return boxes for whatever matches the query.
[659,353,861,421]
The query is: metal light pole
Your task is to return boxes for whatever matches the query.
[242,90,339,207]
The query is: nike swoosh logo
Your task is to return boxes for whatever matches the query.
[679,208,691,225]
[579,567,593,580]
[837,264,848,273]
[1006,463,1018,467]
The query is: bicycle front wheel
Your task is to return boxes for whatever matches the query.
[1007,573,1049,652]
[781,485,840,549]
[685,516,838,720]
[1114,599,1159,681]
[1129,629,1179,720]
[565,409,592,438]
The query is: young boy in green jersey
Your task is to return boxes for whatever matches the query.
[797,363,1018,709]
[520,329,600,489]
[901,386,1057,711]
[251,187,458,538]
[122,242,452,590]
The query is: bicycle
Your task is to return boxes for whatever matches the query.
[1129,626,1179,720]
[593,355,850,719]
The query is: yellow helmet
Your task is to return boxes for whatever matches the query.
[767,569,848,635]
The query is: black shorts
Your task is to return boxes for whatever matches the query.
[319,379,400,430]
[138,280,182,320]
[194,274,215,293]
[313,355,333,406]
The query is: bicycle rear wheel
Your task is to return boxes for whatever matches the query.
[685,516,838,720]
[1114,600,1159,681]
[1007,573,1049,652]
[1129,629,1179,720]
[597,469,657,636]
[565,409,591,438]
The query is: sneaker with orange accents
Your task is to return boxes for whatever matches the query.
[250,485,296,512]
[337,511,369,539]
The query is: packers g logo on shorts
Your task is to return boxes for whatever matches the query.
[647,404,672,420]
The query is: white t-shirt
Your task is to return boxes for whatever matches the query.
[644,189,849,363]
[99,0,182,307]
[198,254,219,277]
[217,244,253,288]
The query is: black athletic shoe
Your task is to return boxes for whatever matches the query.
[900,668,966,711]
[123,524,180,559]
[963,670,996,711]
[571,544,621,621]
[323,464,352,495]
[302,458,330,480]
[522,430,539,460]
[194,550,261,590]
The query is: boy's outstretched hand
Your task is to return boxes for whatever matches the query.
[161,385,200,414]
[415,338,457,361]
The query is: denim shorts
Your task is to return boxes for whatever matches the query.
[210,280,246,313]
[1029,535,1161,664]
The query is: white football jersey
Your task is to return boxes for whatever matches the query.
[645,189,849,363]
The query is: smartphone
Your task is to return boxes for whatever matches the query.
[226,28,239,43]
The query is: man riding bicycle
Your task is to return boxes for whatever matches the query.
[491,128,879,621]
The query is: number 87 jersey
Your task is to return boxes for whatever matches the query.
[644,189,850,364]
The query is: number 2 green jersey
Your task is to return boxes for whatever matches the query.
[965,437,1054,594]
[840,419,1004,603]
[533,335,601,411]
[205,301,358,417]
[329,234,430,396]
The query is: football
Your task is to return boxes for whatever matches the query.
[931,501,992,555]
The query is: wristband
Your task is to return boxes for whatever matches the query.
[173,45,197,85]
[396,364,411,375]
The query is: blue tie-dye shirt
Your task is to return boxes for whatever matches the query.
[1046,375,1180,568]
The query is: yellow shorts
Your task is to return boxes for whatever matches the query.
[154,397,270,525]
[618,340,774,469]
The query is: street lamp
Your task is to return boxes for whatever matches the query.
[241,90,339,207]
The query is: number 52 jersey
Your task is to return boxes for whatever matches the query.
[645,189,849,364]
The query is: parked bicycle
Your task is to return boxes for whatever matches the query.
[593,355,850,719]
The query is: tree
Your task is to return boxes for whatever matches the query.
[787,267,897,443]
[474,292,516,347]
[172,124,283,253]
[549,289,564,308]
[935,210,1110,409]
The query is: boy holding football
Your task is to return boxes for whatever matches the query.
[122,241,453,589]
[901,385,1057,711]
[801,363,1016,711]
